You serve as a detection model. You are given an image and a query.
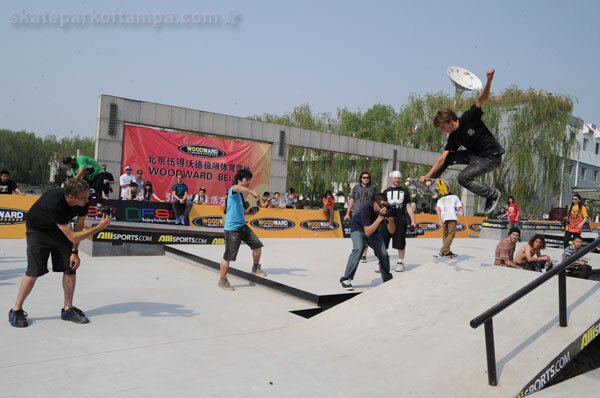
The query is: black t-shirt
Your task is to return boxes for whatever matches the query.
[443,104,505,157]
[351,203,380,234]
[0,179,17,194]
[27,189,88,239]
[103,172,115,193]
[382,186,410,221]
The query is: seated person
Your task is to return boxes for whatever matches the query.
[562,236,593,279]
[494,227,521,269]
[497,207,508,220]
[270,192,285,208]
[126,181,139,201]
[323,190,336,226]
[140,181,164,202]
[260,191,272,208]
[192,187,208,204]
[514,234,553,272]
[0,170,26,195]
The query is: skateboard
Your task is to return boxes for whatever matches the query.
[404,178,448,199]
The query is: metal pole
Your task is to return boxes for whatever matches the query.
[484,319,498,386]
[559,270,567,327]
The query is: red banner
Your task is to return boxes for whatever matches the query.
[122,124,272,204]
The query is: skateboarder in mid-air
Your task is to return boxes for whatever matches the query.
[420,68,504,214]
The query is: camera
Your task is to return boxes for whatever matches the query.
[379,202,398,217]
[101,205,112,217]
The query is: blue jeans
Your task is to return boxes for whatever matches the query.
[341,231,392,282]
[433,151,502,199]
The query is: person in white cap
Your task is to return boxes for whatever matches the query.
[119,166,135,200]
[377,170,416,272]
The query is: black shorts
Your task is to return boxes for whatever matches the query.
[380,220,408,250]
[26,230,75,277]
[223,225,264,262]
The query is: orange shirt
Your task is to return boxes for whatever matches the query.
[566,204,588,233]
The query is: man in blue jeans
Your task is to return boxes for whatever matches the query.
[420,68,504,214]
[340,193,395,290]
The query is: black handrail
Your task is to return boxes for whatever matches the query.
[470,237,600,386]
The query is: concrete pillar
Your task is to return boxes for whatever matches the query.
[461,188,476,216]
[381,159,395,191]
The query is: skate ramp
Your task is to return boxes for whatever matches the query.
[241,256,600,397]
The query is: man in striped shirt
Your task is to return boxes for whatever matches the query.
[344,171,378,262]
[494,227,521,269]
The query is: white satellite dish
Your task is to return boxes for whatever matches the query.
[447,66,483,91]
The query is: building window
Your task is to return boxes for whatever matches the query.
[595,170,599,184]
[583,138,589,151]
[596,143,599,155]
[580,167,586,179]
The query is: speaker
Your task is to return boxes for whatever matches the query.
[278,130,286,157]
[108,103,118,136]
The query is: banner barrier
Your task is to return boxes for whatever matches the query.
[122,124,272,204]
[92,228,222,245]
[516,318,600,397]
[0,195,39,239]
[7,195,568,240]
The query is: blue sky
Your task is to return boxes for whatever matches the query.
[1,0,599,139]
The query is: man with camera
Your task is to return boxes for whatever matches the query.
[8,179,112,328]
[377,171,416,272]
[339,193,396,290]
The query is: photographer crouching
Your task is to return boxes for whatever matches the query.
[340,193,395,290]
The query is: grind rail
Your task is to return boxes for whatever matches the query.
[470,237,600,386]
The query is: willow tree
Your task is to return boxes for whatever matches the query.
[0,129,95,186]
[254,104,385,205]
[479,88,578,217]
[252,88,578,216]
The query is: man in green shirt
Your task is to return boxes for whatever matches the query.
[62,156,105,202]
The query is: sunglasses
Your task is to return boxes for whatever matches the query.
[572,198,579,201]
[361,176,370,179]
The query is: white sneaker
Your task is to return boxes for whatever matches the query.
[395,261,405,272]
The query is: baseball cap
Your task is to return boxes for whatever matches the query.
[389,170,402,178]
[124,165,132,171]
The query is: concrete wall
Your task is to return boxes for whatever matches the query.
[96,95,475,212]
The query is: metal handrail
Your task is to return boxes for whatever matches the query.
[470,237,600,386]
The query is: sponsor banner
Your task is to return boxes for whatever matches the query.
[521,221,564,231]
[190,206,344,238]
[516,318,600,397]
[0,195,39,238]
[192,215,224,228]
[300,219,340,232]
[93,229,220,245]
[86,199,178,224]
[250,217,296,231]
[482,220,507,229]
[122,124,271,205]
[0,208,27,225]
[340,212,483,239]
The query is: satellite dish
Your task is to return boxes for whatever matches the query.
[447,66,483,91]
